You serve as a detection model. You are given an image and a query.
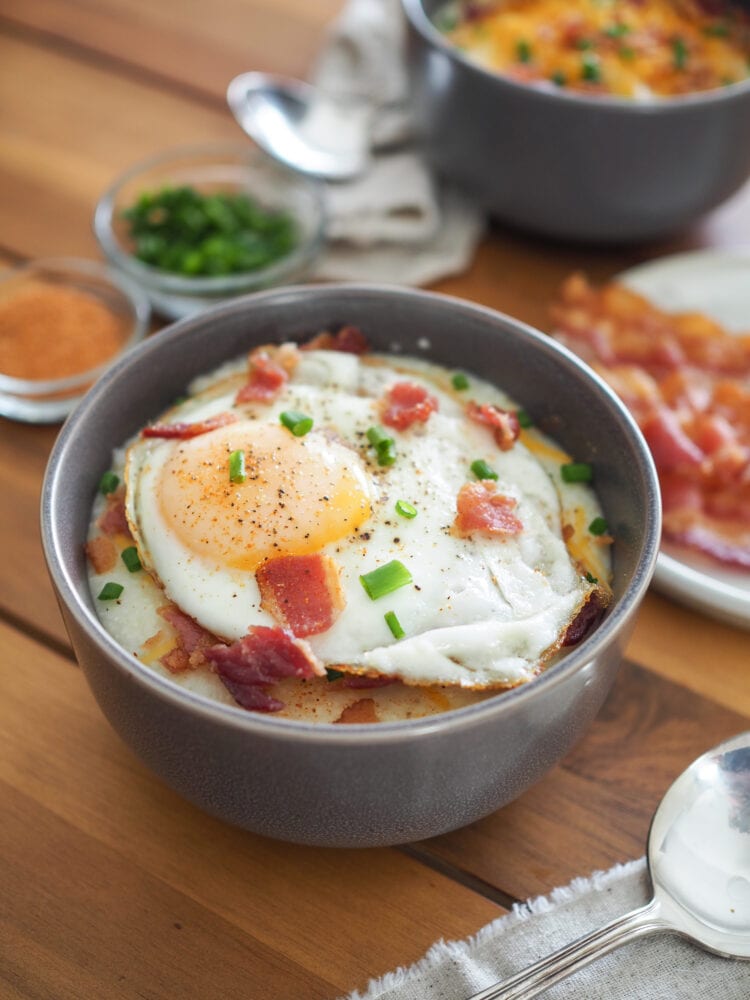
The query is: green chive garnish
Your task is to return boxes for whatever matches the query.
[575,37,594,50]
[517,409,533,428]
[367,425,397,466]
[517,39,533,63]
[280,410,314,437]
[229,449,246,483]
[326,667,344,682]
[452,372,470,390]
[585,572,599,585]
[99,471,119,495]
[551,70,567,86]
[704,22,729,37]
[588,516,609,536]
[673,36,688,70]
[618,45,635,60]
[605,23,630,38]
[561,462,593,483]
[471,458,499,481]
[98,581,124,601]
[121,546,142,573]
[384,611,405,640]
[360,560,412,600]
[581,52,601,82]
[395,499,418,519]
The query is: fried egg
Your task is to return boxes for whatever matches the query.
[116,346,608,691]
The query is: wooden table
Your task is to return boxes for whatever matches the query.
[1,4,749,997]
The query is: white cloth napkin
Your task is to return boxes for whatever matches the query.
[305,0,484,285]
[341,857,750,1000]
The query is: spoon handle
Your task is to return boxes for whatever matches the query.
[467,898,667,1000]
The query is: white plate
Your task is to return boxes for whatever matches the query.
[618,247,750,630]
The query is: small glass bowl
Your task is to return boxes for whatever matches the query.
[0,257,151,424]
[93,141,327,320]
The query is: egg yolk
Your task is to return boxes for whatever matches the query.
[157,421,372,569]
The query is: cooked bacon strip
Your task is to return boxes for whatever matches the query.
[301,325,370,354]
[236,344,298,404]
[85,535,117,574]
[466,401,521,451]
[97,488,132,538]
[640,408,704,471]
[334,698,379,724]
[142,411,238,439]
[205,626,322,713]
[561,591,607,647]
[454,481,523,536]
[381,381,438,430]
[256,553,345,637]
[157,603,220,673]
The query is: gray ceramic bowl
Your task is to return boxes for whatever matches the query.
[42,284,660,847]
[402,0,750,243]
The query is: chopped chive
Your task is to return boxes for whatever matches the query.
[673,36,688,70]
[703,22,729,37]
[98,581,124,601]
[99,471,120,495]
[360,560,412,600]
[618,45,635,60]
[471,458,499,481]
[581,52,601,82]
[575,37,594,50]
[172,394,188,406]
[395,499,418,519]
[517,39,533,63]
[516,408,533,428]
[585,572,599,585]
[121,546,142,573]
[561,462,593,483]
[367,425,397,466]
[384,610,405,640]
[280,410,313,437]
[605,23,630,38]
[588,516,609,536]
[325,667,344,682]
[551,70,567,86]
[228,449,246,483]
[451,372,470,390]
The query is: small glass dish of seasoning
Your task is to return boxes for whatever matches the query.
[0,257,150,424]
[93,141,327,321]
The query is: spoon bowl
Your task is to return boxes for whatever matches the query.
[470,730,750,999]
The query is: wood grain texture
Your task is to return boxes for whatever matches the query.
[0,619,501,998]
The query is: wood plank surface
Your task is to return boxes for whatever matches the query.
[0,620,501,999]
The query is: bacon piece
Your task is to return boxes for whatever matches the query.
[334,698,378,724]
[381,381,438,431]
[85,535,117,573]
[142,411,238,439]
[561,591,607,647]
[236,344,299,404]
[157,604,220,672]
[205,626,322,713]
[640,408,704,470]
[454,482,523,537]
[97,488,132,538]
[256,554,345,637]
[664,519,750,570]
[301,325,370,354]
[466,401,521,451]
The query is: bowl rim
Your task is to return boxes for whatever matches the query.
[92,139,328,295]
[41,282,662,745]
[0,255,151,396]
[402,0,750,112]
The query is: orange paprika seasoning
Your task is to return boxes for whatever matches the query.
[0,281,127,381]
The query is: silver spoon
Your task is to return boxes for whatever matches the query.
[469,730,750,999]
[227,71,371,182]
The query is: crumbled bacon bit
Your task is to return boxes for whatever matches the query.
[205,626,323,713]
[97,488,132,538]
[466,402,521,451]
[454,481,524,537]
[256,553,345,637]
[157,603,220,672]
[236,344,299,404]
[85,535,117,573]
[381,381,438,430]
[142,411,238,439]
[561,591,607,647]
[334,698,379,724]
[301,325,370,354]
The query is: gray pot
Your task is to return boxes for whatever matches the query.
[41,284,660,847]
[403,0,750,243]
